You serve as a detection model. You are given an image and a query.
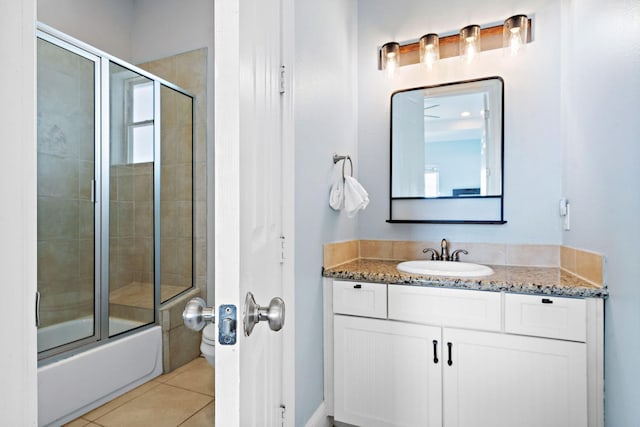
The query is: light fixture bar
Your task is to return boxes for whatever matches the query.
[379,18,532,69]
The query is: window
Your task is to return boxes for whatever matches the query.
[127,79,154,163]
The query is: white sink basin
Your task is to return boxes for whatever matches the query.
[396,260,494,277]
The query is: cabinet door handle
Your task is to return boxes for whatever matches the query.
[447,342,453,366]
[432,340,439,364]
[541,298,553,304]
[353,284,362,289]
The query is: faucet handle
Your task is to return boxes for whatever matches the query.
[451,249,468,262]
[422,248,439,260]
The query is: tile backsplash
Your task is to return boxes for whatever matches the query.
[561,246,605,287]
[324,240,605,287]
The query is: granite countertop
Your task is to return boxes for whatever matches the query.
[323,258,608,298]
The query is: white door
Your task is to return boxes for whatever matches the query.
[442,328,587,427]
[214,0,293,425]
[0,0,38,424]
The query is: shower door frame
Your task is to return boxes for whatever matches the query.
[36,30,103,360]
[36,23,197,363]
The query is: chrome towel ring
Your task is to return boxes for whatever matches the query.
[333,154,353,182]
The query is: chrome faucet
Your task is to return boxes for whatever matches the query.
[423,239,468,261]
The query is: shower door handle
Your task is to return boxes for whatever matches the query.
[243,292,285,336]
[35,291,41,327]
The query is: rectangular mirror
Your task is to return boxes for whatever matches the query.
[388,77,506,223]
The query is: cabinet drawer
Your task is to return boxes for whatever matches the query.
[504,294,586,342]
[333,281,387,318]
[388,285,501,331]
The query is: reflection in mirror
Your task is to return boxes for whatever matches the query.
[389,77,505,223]
[392,77,502,198]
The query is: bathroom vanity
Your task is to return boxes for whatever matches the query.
[323,260,605,427]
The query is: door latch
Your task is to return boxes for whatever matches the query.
[219,304,237,345]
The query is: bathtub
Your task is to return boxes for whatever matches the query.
[38,318,163,426]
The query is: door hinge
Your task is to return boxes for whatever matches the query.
[280,235,286,264]
[280,404,286,426]
[279,65,286,94]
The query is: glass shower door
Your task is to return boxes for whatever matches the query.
[36,37,100,355]
[107,62,156,336]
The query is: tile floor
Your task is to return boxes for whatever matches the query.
[65,356,214,427]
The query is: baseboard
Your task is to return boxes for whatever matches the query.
[304,401,331,427]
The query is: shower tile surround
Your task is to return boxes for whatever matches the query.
[324,240,606,290]
[40,48,208,370]
[137,48,208,373]
[138,48,207,299]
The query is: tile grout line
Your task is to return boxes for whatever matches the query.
[176,398,215,426]
[82,381,163,423]
[163,381,215,399]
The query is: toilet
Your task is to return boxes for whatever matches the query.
[201,323,216,367]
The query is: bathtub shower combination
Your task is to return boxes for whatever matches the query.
[36,24,195,426]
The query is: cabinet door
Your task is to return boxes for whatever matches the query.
[442,328,587,427]
[334,315,442,427]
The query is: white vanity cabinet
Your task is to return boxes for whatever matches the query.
[326,280,603,427]
[334,315,442,427]
[442,327,587,427]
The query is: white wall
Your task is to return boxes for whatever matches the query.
[357,0,563,244]
[0,0,38,424]
[130,0,213,65]
[38,0,135,61]
[294,0,358,424]
[560,0,640,425]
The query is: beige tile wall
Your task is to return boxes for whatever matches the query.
[139,49,208,372]
[324,240,605,287]
[160,288,202,372]
[323,240,359,269]
[139,48,207,301]
[561,246,605,286]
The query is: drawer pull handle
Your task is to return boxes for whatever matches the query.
[433,340,439,364]
[447,342,453,366]
[541,298,553,304]
[353,284,362,289]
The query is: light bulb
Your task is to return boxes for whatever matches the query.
[509,29,522,56]
[464,41,476,64]
[385,52,398,78]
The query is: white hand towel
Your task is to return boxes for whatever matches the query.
[329,167,344,210]
[343,176,369,218]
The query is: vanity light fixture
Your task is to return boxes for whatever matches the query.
[503,14,529,56]
[378,15,532,73]
[380,42,400,79]
[459,25,481,64]
[419,33,440,71]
